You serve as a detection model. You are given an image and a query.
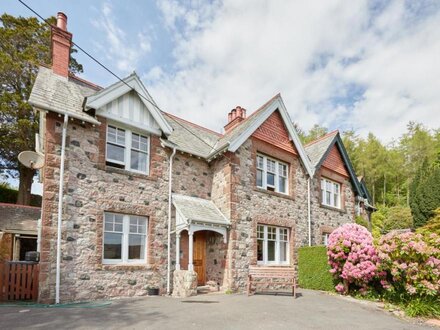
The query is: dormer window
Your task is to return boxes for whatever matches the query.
[256,154,288,194]
[106,124,150,174]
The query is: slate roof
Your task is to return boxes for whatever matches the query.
[172,194,229,226]
[0,203,40,234]
[29,66,101,125]
[163,113,221,158]
[304,131,338,168]
[212,94,281,156]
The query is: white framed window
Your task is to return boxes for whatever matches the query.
[106,124,150,174]
[257,224,289,265]
[322,233,330,246]
[103,212,147,264]
[321,178,341,209]
[256,154,288,194]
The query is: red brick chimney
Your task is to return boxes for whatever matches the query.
[224,106,247,132]
[51,12,72,77]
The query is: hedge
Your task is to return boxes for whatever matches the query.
[298,246,334,291]
[0,184,42,207]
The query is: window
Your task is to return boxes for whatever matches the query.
[257,225,289,265]
[256,155,288,194]
[106,125,150,174]
[322,233,330,246]
[321,178,341,208]
[103,212,147,264]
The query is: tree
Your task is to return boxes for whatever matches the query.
[382,206,413,232]
[0,14,82,205]
[302,124,328,144]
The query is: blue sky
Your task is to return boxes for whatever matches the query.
[3,0,440,194]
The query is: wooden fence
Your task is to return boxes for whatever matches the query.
[0,261,39,301]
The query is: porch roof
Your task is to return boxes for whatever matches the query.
[172,194,230,227]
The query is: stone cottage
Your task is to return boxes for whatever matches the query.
[28,13,373,303]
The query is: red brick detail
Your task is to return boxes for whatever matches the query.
[51,26,72,77]
[252,111,298,155]
[322,144,349,177]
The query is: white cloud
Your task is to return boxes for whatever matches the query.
[147,0,440,141]
[92,2,152,73]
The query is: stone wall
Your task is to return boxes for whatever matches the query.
[172,270,197,298]
[39,113,213,303]
[311,167,355,245]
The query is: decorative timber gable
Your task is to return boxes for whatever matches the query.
[252,110,298,155]
[322,144,349,177]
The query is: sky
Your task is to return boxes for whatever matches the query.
[3,0,440,194]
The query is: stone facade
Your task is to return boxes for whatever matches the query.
[38,111,356,302]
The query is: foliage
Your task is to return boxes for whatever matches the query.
[377,232,440,299]
[0,182,41,206]
[382,206,413,233]
[417,208,440,236]
[298,246,334,291]
[327,224,380,294]
[355,216,369,230]
[299,124,328,144]
[410,160,440,228]
[402,296,440,318]
[371,210,385,239]
[0,14,82,204]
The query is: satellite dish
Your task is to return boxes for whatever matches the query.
[18,151,45,169]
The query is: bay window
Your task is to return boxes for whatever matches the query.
[256,155,288,194]
[257,225,289,265]
[321,178,341,208]
[106,124,149,174]
[103,212,147,264]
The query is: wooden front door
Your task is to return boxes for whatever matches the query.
[193,232,206,285]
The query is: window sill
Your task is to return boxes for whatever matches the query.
[320,204,346,214]
[105,166,156,181]
[254,188,294,200]
[255,263,291,267]
[98,263,153,271]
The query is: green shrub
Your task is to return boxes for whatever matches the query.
[0,182,42,206]
[298,246,334,291]
[355,215,369,229]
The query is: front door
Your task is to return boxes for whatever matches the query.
[193,232,206,285]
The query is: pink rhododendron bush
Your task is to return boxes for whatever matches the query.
[377,232,440,298]
[327,223,380,294]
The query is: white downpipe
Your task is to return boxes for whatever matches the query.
[55,114,68,304]
[166,147,176,295]
[307,177,311,246]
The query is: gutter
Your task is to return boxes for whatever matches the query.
[307,177,312,246]
[166,146,177,295]
[55,114,68,304]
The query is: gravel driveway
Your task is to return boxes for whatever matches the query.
[0,289,433,329]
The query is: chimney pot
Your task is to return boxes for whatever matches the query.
[224,106,247,132]
[56,12,67,31]
[231,109,237,120]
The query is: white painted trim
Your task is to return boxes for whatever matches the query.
[226,95,314,177]
[86,73,173,135]
[97,111,162,136]
[30,102,100,125]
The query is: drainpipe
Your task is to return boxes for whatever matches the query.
[307,177,311,246]
[166,147,176,295]
[55,114,68,304]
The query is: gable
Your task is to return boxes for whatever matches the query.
[322,144,349,177]
[96,90,161,135]
[252,111,298,155]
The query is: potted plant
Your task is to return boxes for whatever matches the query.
[147,285,159,296]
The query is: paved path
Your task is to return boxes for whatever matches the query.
[0,290,432,329]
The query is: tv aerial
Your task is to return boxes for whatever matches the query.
[18,151,45,169]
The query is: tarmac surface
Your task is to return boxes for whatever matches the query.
[0,289,433,329]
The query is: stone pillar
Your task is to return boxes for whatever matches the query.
[188,231,194,271]
[176,233,181,271]
[172,270,197,298]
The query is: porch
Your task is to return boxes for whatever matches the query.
[172,194,230,297]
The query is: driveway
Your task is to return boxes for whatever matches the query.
[0,290,432,329]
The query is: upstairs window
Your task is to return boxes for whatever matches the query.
[256,155,288,194]
[106,125,149,174]
[103,212,147,264]
[321,178,341,209]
